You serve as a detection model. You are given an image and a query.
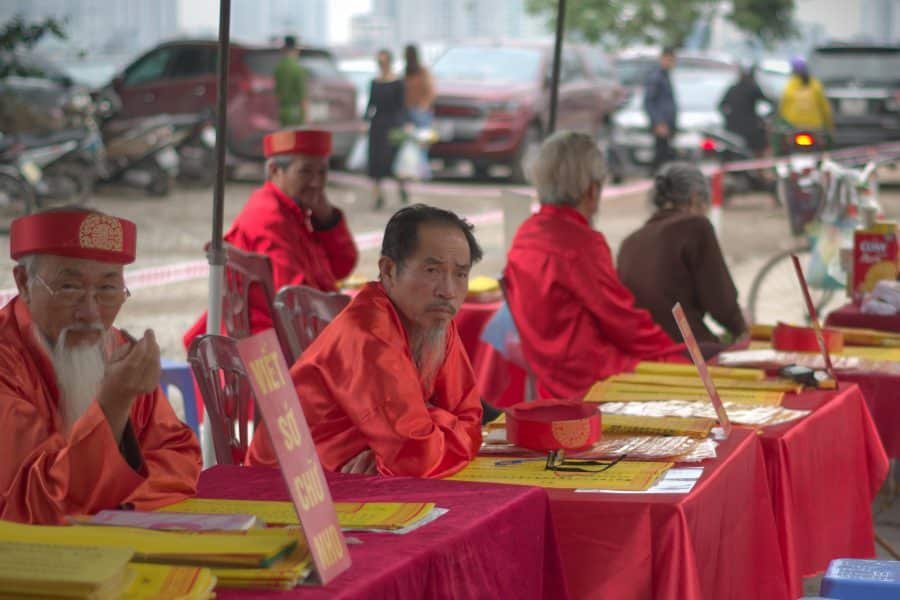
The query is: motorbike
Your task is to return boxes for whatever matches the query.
[15,123,103,203]
[0,134,46,232]
[171,110,217,187]
[699,127,775,201]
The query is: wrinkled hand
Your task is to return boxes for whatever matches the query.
[97,329,161,440]
[653,123,670,138]
[308,190,336,225]
[340,449,378,475]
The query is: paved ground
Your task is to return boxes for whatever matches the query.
[1,169,898,598]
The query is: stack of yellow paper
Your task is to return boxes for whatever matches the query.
[611,372,802,394]
[0,520,297,568]
[211,533,312,590]
[123,564,216,599]
[584,380,785,406]
[448,457,672,491]
[0,541,135,600]
[601,413,715,438]
[162,498,437,532]
[750,323,900,347]
[634,361,767,380]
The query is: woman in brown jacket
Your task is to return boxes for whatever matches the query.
[617,162,747,346]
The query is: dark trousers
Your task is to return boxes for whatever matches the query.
[651,134,673,175]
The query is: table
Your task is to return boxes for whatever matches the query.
[541,428,790,600]
[197,466,569,599]
[759,383,889,595]
[825,303,900,333]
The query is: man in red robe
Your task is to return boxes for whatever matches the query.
[183,128,358,345]
[505,131,685,400]
[1,210,201,524]
[248,205,483,477]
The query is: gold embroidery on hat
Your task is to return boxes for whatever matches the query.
[269,131,296,154]
[551,419,591,448]
[79,214,124,252]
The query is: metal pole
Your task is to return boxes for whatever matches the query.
[203,0,231,467]
[547,0,566,135]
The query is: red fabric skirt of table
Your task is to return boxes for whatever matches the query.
[196,466,569,599]
[759,383,889,595]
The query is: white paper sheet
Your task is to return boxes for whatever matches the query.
[575,467,704,494]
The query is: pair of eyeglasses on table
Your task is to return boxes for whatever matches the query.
[492,451,627,473]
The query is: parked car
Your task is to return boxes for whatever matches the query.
[612,67,737,169]
[107,39,361,164]
[614,49,735,103]
[808,42,900,148]
[428,41,624,182]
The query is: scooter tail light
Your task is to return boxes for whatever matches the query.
[700,138,717,151]
[794,133,815,147]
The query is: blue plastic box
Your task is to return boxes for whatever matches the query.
[820,559,900,599]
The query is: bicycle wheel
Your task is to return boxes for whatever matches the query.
[0,170,35,234]
[747,246,842,325]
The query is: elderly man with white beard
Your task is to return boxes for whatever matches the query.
[0,209,201,524]
[247,204,484,478]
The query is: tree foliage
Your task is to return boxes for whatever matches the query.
[525,0,795,49]
[0,15,67,79]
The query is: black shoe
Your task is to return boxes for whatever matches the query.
[399,188,409,204]
[374,194,384,210]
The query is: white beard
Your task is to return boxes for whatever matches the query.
[411,325,447,393]
[35,325,109,432]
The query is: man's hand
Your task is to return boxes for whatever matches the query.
[308,190,337,226]
[653,123,670,138]
[340,449,378,475]
[96,329,161,442]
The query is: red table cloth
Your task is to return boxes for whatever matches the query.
[825,303,900,333]
[197,466,568,599]
[544,428,790,600]
[759,383,889,596]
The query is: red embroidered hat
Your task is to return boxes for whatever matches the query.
[505,399,601,452]
[263,129,332,158]
[10,211,137,264]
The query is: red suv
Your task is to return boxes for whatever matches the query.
[110,39,359,163]
[429,42,624,182]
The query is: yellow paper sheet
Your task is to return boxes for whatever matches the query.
[634,361,766,381]
[0,541,134,599]
[749,340,900,362]
[610,373,802,393]
[123,564,216,600]
[0,520,296,568]
[584,381,784,406]
[601,413,715,438]
[447,457,672,490]
[468,275,500,294]
[212,541,311,590]
[161,499,434,530]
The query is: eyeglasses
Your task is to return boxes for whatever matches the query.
[32,274,130,307]
[544,449,627,474]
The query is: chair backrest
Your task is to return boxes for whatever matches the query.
[273,285,351,363]
[221,243,277,340]
[187,334,255,465]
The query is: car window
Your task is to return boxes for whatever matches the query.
[168,46,216,79]
[583,50,614,79]
[560,50,584,83]
[810,48,900,86]
[123,47,176,87]
[432,47,542,84]
[299,50,341,79]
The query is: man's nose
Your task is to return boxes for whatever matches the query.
[434,273,455,299]
[73,292,102,320]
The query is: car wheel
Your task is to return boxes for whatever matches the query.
[510,124,541,184]
[473,164,492,181]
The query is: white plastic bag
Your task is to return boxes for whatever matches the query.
[346,135,368,172]
[393,140,429,180]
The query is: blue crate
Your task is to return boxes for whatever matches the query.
[821,559,900,600]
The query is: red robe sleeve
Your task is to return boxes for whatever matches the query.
[576,236,683,358]
[0,385,200,524]
[313,213,358,282]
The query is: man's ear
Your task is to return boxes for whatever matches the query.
[13,265,29,303]
[377,256,396,284]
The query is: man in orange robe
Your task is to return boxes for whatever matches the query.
[248,205,483,477]
[505,132,685,400]
[1,210,201,524]
[183,129,358,345]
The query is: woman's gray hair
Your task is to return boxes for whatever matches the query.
[529,131,606,206]
[651,162,709,209]
[265,155,295,179]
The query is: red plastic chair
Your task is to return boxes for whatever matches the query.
[187,334,255,466]
[220,243,277,341]
[273,285,351,364]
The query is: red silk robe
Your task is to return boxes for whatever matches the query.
[183,180,358,347]
[0,298,201,524]
[504,204,685,400]
[247,283,483,478]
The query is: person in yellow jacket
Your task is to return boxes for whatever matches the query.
[778,56,833,133]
